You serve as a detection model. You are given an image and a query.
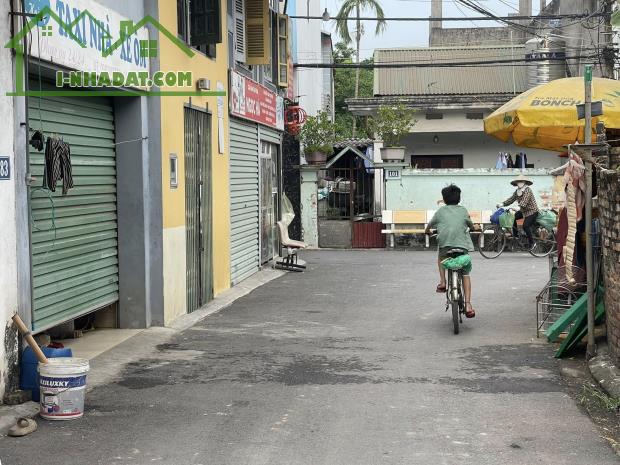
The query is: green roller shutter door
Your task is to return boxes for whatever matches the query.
[230,119,260,285]
[28,92,118,332]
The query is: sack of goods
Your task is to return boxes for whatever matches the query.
[537,210,558,232]
[441,254,473,274]
[499,211,516,229]
[490,208,505,225]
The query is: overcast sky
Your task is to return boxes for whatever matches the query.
[320,0,541,58]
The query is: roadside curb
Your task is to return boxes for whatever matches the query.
[588,350,620,400]
[170,268,284,332]
[88,268,284,390]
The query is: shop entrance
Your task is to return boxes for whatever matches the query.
[27,82,119,332]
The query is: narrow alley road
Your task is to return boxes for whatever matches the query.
[2,251,617,465]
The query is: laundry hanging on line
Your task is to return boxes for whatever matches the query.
[43,137,74,195]
[495,152,508,170]
[515,152,528,169]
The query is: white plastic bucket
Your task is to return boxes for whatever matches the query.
[38,358,89,420]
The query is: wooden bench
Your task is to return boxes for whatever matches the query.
[381,209,492,248]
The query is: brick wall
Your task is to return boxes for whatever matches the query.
[599,167,620,365]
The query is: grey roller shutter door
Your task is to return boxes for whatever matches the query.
[230,118,260,285]
[260,127,281,145]
[28,92,118,332]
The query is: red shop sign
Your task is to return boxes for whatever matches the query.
[230,71,284,130]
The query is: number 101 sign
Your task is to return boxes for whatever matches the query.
[0,157,10,181]
[385,169,401,180]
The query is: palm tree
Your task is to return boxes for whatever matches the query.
[335,0,386,137]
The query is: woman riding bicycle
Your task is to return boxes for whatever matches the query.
[499,174,539,248]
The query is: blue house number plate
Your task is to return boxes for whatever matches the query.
[0,157,10,180]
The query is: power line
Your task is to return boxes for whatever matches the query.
[295,54,605,69]
[290,13,606,22]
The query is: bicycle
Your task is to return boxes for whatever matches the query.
[427,230,469,335]
[444,248,469,335]
[478,208,556,259]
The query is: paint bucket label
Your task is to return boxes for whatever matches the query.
[39,374,87,420]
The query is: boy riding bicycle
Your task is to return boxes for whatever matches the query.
[425,184,478,318]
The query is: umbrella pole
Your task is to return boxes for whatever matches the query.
[584,65,596,359]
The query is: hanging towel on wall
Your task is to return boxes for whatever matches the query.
[43,137,74,194]
[563,151,586,221]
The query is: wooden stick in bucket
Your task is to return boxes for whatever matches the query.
[12,314,49,364]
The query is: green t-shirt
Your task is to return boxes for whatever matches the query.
[427,205,475,251]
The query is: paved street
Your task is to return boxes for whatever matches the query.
[1,251,617,465]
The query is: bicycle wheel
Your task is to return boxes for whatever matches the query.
[451,300,460,334]
[529,227,556,258]
[478,225,506,259]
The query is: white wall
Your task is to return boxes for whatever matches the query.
[293,0,324,117]
[411,111,486,133]
[402,131,563,169]
[0,3,17,403]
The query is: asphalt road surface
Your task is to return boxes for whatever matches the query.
[2,251,617,465]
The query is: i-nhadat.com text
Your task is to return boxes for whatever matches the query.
[56,71,193,88]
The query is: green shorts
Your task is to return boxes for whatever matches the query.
[438,248,471,275]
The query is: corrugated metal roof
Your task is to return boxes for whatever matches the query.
[374,46,528,96]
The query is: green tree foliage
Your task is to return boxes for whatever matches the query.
[299,111,335,155]
[333,42,373,140]
[369,104,416,147]
[335,0,386,137]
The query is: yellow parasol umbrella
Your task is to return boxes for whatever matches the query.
[484,77,620,151]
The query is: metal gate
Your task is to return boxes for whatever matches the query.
[317,160,383,248]
[28,89,119,332]
[184,107,212,313]
[229,119,260,284]
[260,141,281,263]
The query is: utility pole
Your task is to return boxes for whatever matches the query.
[584,64,596,359]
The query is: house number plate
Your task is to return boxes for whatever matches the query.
[385,169,401,180]
[0,157,10,180]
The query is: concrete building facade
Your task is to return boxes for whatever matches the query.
[1,1,18,402]
[0,0,166,402]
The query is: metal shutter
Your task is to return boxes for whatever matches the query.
[230,118,260,285]
[28,93,118,332]
[260,127,281,145]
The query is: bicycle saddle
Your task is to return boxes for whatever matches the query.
[446,248,468,258]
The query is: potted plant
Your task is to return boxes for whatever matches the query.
[299,111,334,165]
[370,104,416,162]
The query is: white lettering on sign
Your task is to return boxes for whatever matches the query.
[230,71,284,130]
[386,169,401,180]
[40,379,70,388]
[0,157,10,180]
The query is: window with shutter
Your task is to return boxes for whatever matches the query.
[277,14,288,88]
[190,0,222,48]
[177,0,189,41]
[234,0,247,62]
[245,0,270,65]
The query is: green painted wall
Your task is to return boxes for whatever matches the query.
[385,169,556,212]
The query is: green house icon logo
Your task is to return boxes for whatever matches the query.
[5,6,226,98]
